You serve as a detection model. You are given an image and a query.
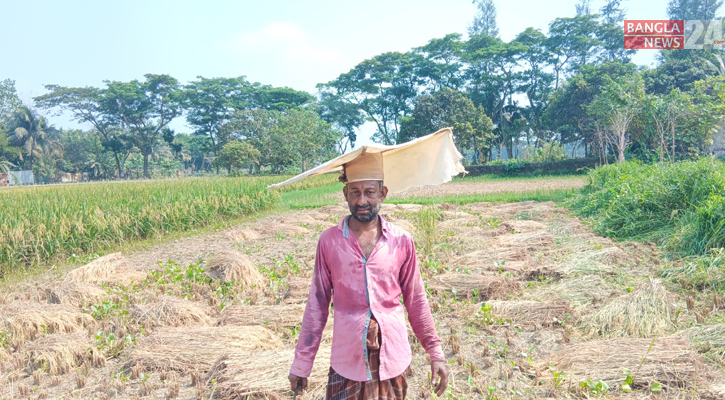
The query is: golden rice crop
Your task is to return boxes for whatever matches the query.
[0,174,335,274]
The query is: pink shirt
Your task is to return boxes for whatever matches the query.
[290,215,445,382]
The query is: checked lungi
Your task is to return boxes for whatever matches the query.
[326,318,408,400]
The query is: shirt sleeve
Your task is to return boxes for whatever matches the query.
[399,236,445,362]
[290,238,333,378]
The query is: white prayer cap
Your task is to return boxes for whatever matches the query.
[266,128,466,194]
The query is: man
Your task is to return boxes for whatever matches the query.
[288,152,449,399]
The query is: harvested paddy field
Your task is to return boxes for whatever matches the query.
[1,178,724,399]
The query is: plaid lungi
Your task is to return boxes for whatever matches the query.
[326,318,408,400]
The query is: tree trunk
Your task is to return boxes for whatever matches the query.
[114,154,123,178]
[143,150,151,179]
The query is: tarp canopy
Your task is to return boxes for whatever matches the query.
[266,128,466,193]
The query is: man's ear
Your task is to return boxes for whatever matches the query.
[343,184,349,201]
[381,185,388,201]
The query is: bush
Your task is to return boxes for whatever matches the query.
[567,158,725,256]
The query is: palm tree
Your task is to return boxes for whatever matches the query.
[6,105,62,170]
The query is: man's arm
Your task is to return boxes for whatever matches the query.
[399,237,449,396]
[289,239,333,390]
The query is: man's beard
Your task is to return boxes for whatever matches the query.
[351,203,380,223]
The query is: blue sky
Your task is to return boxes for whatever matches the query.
[1,0,668,146]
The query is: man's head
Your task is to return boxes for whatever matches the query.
[343,180,388,223]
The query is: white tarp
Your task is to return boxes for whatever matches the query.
[8,170,34,185]
[266,128,466,194]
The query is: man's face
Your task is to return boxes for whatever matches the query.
[343,180,388,223]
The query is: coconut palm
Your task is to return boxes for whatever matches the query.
[6,105,63,170]
[0,159,13,174]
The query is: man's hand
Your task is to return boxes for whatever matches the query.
[431,360,449,397]
[288,374,308,394]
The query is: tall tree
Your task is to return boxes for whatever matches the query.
[35,85,133,178]
[183,76,251,154]
[469,0,499,37]
[319,52,424,145]
[0,79,21,127]
[399,88,494,162]
[248,85,314,111]
[513,27,555,141]
[586,74,646,163]
[462,34,526,158]
[575,0,592,15]
[600,0,626,24]
[316,92,364,152]
[101,74,182,178]
[414,34,465,91]
[5,105,63,171]
[547,15,604,87]
[667,0,723,19]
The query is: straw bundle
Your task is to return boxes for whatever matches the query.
[495,230,554,250]
[283,277,311,304]
[587,279,678,338]
[65,252,147,285]
[216,304,306,327]
[205,347,331,398]
[452,248,530,268]
[524,275,618,306]
[478,261,562,281]
[500,220,547,233]
[427,274,521,300]
[567,247,628,268]
[1,302,94,342]
[226,228,261,241]
[539,336,704,389]
[679,323,725,358]
[24,331,105,375]
[485,300,573,327]
[129,325,283,373]
[205,250,265,288]
[131,295,211,328]
[43,281,107,308]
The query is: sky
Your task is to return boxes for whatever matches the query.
[1,0,669,147]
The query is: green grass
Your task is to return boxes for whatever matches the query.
[387,188,578,206]
[451,173,584,183]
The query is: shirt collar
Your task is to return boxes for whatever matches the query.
[338,212,391,239]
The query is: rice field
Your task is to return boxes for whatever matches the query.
[2,174,725,399]
[0,175,335,275]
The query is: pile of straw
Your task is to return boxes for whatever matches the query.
[205,250,265,288]
[485,300,573,327]
[427,274,521,300]
[587,279,678,338]
[205,347,331,398]
[131,296,211,328]
[43,281,107,308]
[679,323,725,358]
[129,325,282,373]
[452,248,530,268]
[216,304,305,328]
[478,261,561,281]
[24,331,105,375]
[525,275,618,306]
[495,230,554,250]
[226,228,261,241]
[1,302,94,342]
[65,252,147,285]
[283,277,311,304]
[539,336,704,390]
[500,220,546,233]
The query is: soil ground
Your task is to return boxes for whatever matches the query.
[2,178,724,399]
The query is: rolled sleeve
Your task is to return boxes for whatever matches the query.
[290,240,333,377]
[399,237,445,362]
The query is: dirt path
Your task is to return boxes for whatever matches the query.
[2,178,724,399]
